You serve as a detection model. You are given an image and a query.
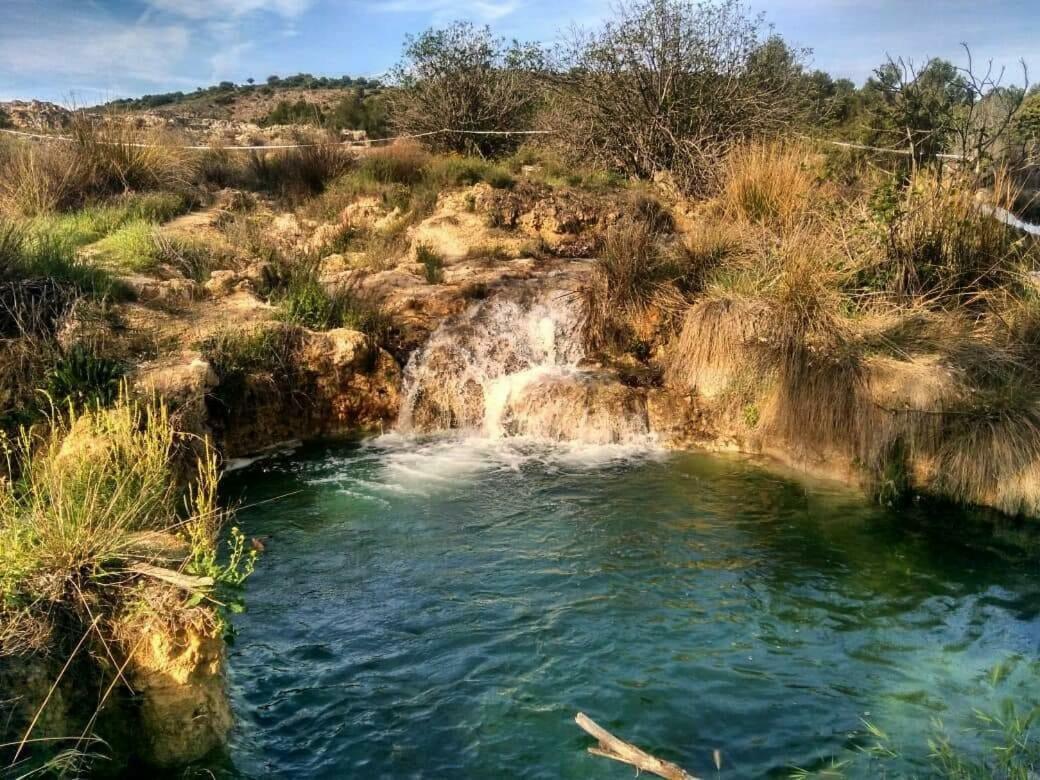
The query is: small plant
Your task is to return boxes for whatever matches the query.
[742,403,760,428]
[278,269,345,330]
[42,344,126,408]
[416,242,444,283]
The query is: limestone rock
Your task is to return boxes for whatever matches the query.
[120,275,200,306]
[125,623,232,767]
[204,269,240,298]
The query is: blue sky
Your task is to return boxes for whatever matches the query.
[2,0,1037,104]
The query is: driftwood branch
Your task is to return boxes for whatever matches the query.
[129,562,214,591]
[575,712,700,780]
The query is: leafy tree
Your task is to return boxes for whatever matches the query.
[860,48,1028,171]
[329,89,388,136]
[549,0,808,194]
[388,21,545,156]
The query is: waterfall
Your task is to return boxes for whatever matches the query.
[396,286,650,445]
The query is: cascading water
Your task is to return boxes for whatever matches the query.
[396,285,651,445]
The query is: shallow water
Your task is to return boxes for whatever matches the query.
[211,435,1040,779]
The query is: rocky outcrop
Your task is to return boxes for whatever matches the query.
[473,182,614,257]
[210,327,401,457]
[121,620,232,767]
[0,100,71,131]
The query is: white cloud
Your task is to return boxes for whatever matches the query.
[0,23,191,86]
[372,0,523,22]
[209,41,256,80]
[145,0,312,20]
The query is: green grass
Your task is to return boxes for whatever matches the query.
[505,146,625,190]
[277,270,350,330]
[0,394,238,655]
[25,192,191,249]
[310,150,516,223]
[416,242,444,283]
[275,267,394,338]
[91,219,160,272]
[1,222,125,299]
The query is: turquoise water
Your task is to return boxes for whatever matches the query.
[214,436,1040,778]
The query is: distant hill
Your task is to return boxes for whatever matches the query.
[0,75,391,141]
[102,74,386,126]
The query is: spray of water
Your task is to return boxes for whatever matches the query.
[397,288,651,445]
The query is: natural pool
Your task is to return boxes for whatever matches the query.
[210,435,1040,778]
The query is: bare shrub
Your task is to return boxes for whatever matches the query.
[388,22,544,157]
[547,0,807,195]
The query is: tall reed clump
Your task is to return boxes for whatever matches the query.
[0,393,242,658]
[580,193,686,352]
[0,120,193,218]
[581,216,663,352]
[880,170,1038,304]
[69,118,194,197]
[357,142,430,186]
[247,143,354,200]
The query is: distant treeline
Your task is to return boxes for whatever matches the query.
[105,73,384,111]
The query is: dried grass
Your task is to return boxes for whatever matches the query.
[719,141,816,231]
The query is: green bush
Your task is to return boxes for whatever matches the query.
[278,271,345,330]
[276,267,394,338]
[42,345,126,408]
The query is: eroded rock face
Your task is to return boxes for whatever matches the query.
[473,182,611,257]
[300,328,402,434]
[134,352,220,441]
[124,624,232,767]
[212,327,401,457]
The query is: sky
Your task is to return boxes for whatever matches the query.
[1,0,1038,104]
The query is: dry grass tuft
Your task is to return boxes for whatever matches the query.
[358,142,430,185]
[581,216,669,351]
[0,120,192,217]
[247,144,354,200]
[719,141,816,230]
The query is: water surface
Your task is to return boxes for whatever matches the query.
[215,436,1040,778]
